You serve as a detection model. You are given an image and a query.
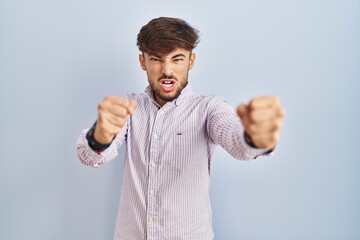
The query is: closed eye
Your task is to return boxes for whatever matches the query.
[150,57,161,62]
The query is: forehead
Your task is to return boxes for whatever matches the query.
[146,48,191,58]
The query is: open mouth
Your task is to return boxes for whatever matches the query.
[160,79,175,92]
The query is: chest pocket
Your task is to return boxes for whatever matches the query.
[161,128,208,171]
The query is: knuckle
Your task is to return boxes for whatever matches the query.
[98,101,110,112]
[271,122,280,131]
[98,102,104,110]
[103,96,111,102]
[248,99,257,109]
[273,96,280,105]
[280,108,286,117]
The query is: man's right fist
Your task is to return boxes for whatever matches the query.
[93,96,137,144]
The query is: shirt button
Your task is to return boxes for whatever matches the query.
[149,189,155,195]
[150,161,156,167]
[148,217,153,223]
[153,133,158,139]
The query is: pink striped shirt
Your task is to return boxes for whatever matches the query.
[76,85,268,240]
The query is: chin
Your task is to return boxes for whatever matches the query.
[159,94,178,102]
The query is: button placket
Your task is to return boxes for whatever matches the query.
[146,108,166,238]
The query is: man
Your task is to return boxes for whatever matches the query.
[76,17,285,240]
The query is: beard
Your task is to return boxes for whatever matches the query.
[149,72,189,103]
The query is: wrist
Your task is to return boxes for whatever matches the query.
[244,131,258,149]
[86,122,113,152]
[93,127,114,145]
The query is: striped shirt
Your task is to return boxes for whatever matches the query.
[76,85,268,240]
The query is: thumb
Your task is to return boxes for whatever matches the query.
[237,103,251,127]
[237,104,248,120]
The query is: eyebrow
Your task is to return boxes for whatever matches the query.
[171,54,186,59]
[149,53,186,59]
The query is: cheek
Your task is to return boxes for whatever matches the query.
[178,67,190,77]
[146,68,161,81]
[147,66,161,75]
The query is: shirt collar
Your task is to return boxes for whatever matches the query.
[145,84,193,107]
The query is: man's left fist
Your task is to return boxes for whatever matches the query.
[237,96,285,149]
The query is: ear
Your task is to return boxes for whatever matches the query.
[139,53,146,71]
[189,52,196,70]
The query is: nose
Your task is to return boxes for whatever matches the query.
[161,61,173,78]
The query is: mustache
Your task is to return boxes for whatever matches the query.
[158,74,178,81]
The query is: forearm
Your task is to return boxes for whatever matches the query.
[207,97,271,160]
[76,128,123,168]
[217,119,270,160]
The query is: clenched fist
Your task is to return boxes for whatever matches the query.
[237,96,285,149]
[93,96,137,144]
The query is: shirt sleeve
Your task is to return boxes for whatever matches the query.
[206,96,271,160]
[76,124,128,168]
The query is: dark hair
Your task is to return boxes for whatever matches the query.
[137,17,200,55]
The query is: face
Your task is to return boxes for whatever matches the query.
[139,48,195,106]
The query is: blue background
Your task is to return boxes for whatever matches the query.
[1,0,359,239]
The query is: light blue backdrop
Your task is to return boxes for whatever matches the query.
[1,0,359,239]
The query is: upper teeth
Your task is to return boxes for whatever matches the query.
[163,81,172,84]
